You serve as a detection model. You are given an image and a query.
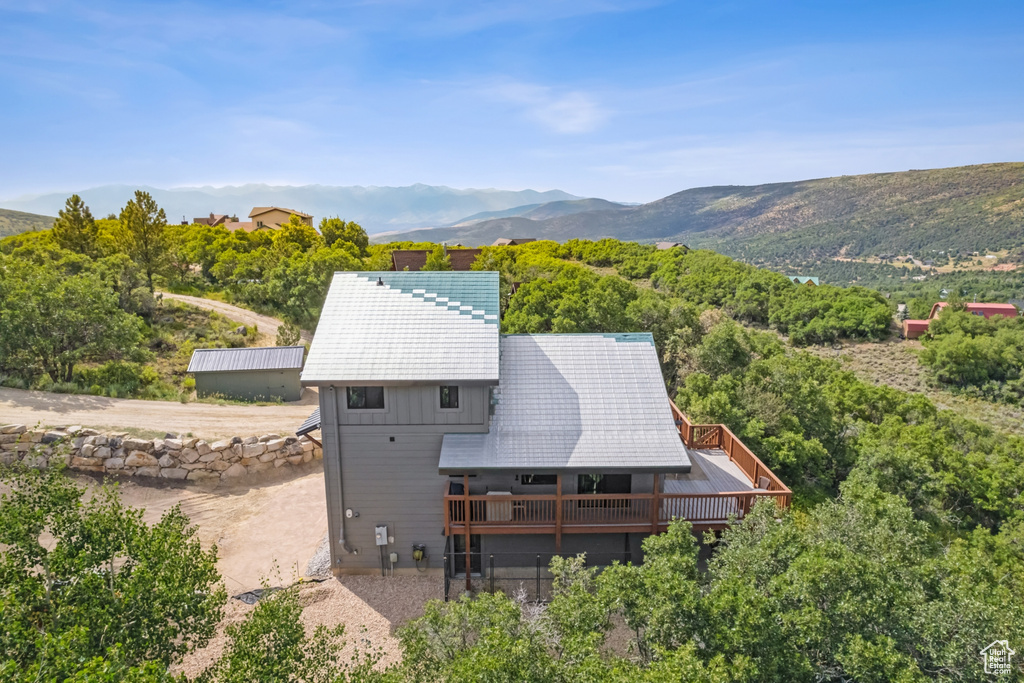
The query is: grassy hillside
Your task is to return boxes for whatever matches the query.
[0,208,55,238]
[384,163,1024,262]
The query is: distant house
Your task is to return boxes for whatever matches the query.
[193,213,236,227]
[248,207,314,230]
[391,248,483,272]
[655,241,688,250]
[187,346,305,402]
[492,238,536,246]
[788,276,820,286]
[226,221,258,233]
[903,301,1019,339]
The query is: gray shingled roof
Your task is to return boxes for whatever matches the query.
[302,272,500,384]
[187,346,305,374]
[439,334,691,473]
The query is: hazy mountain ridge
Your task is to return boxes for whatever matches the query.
[383,163,1024,261]
[1,184,580,233]
[0,208,55,238]
[450,198,629,227]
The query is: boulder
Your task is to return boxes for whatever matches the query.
[241,436,258,445]
[302,452,313,463]
[79,428,100,436]
[125,451,159,468]
[242,443,266,458]
[182,462,208,470]
[73,436,86,449]
[86,435,109,447]
[72,455,103,467]
[258,434,281,443]
[196,441,212,456]
[152,439,165,452]
[42,431,65,444]
[122,437,150,452]
[67,425,83,435]
[300,440,314,453]
[13,442,31,452]
[180,448,201,464]
[210,440,231,452]
[239,457,256,466]
[187,470,221,482]
[0,434,18,445]
[265,438,286,452]
[94,446,111,460]
[164,438,183,451]
[23,454,49,469]
[164,432,179,440]
[136,466,161,478]
[80,444,96,458]
[208,460,231,471]
[183,438,198,449]
[199,452,222,463]
[104,457,125,469]
[284,437,298,445]
[0,424,26,434]
[222,463,247,478]
[161,468,189,480]
[287,455,304,466]
[257,451,277,463]
[313,448,323,459]
[158,454,178,468]
[231,436,242,444]
[273,458,288,468]
[246,461,273,474]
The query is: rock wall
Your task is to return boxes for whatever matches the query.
[0,424,323,482]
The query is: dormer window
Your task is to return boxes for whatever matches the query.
[347,386,384,410]
[440,385,459,409]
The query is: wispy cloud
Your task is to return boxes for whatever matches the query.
[486,82,607,134]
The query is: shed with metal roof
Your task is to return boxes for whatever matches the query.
[187,346,305,402]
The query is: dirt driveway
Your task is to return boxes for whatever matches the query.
[0,387,318,441]
[159,292,313,344]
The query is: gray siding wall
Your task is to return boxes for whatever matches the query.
[196,369,301,402]
[324,384,490,571]
[336,385,488,426]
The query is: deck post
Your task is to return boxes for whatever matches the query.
[651,473,661,534]
[555,474,563,551]
[464,474,471,591]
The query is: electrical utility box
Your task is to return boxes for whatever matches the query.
[374,526,388,546]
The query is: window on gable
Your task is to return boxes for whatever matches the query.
[440,385,459,409]
[347,386,384,410]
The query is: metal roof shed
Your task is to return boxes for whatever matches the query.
[187,346,305,402]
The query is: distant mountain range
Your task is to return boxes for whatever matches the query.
[384,163,1024,261]
[0,208,55,238]
[0,184,581,233]
[449,198,629,227]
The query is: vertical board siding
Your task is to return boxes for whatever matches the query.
[336,386,487,426]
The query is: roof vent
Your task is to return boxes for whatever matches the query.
[377,277,384,286]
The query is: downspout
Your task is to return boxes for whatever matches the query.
[325,386,356,556]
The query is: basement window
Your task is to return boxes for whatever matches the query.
[440,385,459,409]
[347,386,384,410]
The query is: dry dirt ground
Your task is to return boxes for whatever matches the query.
[159,292,314,344]
[0,387,319,441]
[63,470,442,675]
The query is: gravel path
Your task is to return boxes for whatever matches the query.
[0,387,318,441]
[159,292,313,344]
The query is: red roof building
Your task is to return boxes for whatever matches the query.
[928,302,1019,319]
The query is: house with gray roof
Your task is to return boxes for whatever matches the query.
[301,271,789,584]
[187,346,304,402]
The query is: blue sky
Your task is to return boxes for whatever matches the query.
[2,0,1023,202]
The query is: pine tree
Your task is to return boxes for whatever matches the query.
[51,194,99,255]
[119,190,168,291]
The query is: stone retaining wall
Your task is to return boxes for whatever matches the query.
[0,424,323,482]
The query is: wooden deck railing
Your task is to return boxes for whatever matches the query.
[669,403,791,498]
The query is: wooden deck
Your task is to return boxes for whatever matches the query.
[443,403,792,586]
